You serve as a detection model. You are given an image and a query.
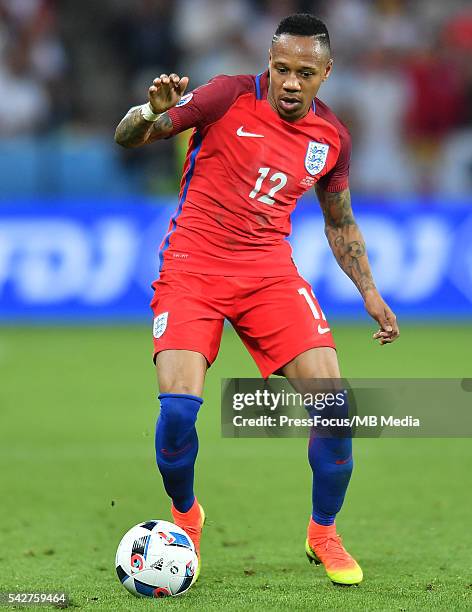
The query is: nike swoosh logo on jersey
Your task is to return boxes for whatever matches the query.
[317,324,331,335]
[236,126,264,138]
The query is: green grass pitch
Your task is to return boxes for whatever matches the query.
[1,323,471,611]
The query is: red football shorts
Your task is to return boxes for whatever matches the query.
[150,270,336,379]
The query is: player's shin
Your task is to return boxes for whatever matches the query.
[308,435,353,525]
[155,393,202,512]
[305,425,362,585]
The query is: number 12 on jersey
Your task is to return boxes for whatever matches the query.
[249,167,287,205]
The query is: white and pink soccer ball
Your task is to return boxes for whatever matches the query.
[115,520,198,598]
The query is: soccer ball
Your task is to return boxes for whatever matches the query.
[115,520,198,598]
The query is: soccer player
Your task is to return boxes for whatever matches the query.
[115,13,400,586]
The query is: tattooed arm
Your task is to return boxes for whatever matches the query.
[316,186,375,297]
[315,185,400,344]
[114,108,173,148]
[115,73,188,148]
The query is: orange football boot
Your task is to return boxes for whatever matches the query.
[171,499,205,582]
[305,519,363,585]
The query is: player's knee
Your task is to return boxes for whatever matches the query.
[156,351,207,397]
[285,347,340,383]
[158,378,202,396]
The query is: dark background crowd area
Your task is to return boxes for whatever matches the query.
[1,0,471,197]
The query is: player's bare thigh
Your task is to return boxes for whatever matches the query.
[156,350,207,397]
[282,347,341,394]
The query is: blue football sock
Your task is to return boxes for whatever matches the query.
[308,435,353,526]
[155,393,202,513]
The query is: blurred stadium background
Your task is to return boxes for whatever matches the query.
[0,0,471,321]
[1,1,472,609]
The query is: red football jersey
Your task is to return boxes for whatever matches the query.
[160,71,351,276]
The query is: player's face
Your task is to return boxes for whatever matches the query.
[268,34,333,121]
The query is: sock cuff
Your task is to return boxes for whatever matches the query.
[172,497,199,517]
[158,393,203,405]
[309,517,337,532]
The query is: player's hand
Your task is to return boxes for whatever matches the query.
[148,74,189,114]
[364,290,400,345]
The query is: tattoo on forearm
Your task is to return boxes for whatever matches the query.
[318,187,356,229]
[151,112,173,138]
[114,107,173,147]
[316,187,376,296]
[331,234,375,294]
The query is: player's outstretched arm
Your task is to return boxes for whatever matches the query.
[315,185,400,345]
[114,73,189,148]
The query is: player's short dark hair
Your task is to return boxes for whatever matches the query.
[273,13,331,55]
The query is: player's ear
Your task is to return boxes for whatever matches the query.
[322,58,334,81]
[268,48,272,67]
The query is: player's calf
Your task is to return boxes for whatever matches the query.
[155,393,202,512]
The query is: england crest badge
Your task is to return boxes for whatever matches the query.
[176,93,193,107]
[305,141,329,176]
[153,312,168,339]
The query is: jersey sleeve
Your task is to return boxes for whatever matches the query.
[317,124,351,193]
[167,74,253,136]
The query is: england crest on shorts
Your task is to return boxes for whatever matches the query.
[305,141,329,176]
[153,312,168,339]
